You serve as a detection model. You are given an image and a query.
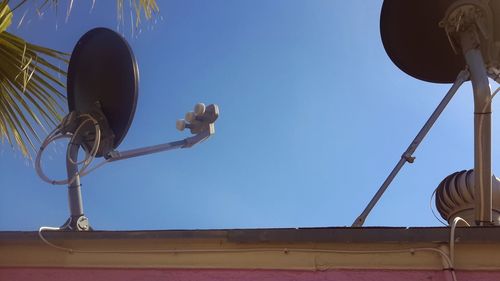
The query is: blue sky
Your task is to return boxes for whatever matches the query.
[1,0,498,230]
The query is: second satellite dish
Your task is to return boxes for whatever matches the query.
[381,0,500,83]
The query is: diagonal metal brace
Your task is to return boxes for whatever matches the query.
[351,70,470,227]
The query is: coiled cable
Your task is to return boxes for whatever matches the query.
[35,113,102,185]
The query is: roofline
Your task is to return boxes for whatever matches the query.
[2,226,500,243]
[3,226,500,270]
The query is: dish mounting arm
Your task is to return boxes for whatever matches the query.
[105,103,218,163]
[105,124,214,162]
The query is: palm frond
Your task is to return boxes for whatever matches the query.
[0,3,68,157]
[0,0,159,158]
[117,0,159,28]
[30,0,159,27]
[0,1,12,33]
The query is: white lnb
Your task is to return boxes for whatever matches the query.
[194,103,206,116]
[185,111,196,123]
[176,119,186,131]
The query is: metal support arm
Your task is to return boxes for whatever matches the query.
[106,124,214,163]
[351,70,470,227]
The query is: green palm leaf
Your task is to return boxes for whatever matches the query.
[117,0,159,27]
[0,1,67,158]
[0,1,11,33]
[35,0,159,28]
[0,0,158,158]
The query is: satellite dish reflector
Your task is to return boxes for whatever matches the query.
[354,0,500,227]
[35,27,219,231]
[380,0,465,83]
[67,27,139,156]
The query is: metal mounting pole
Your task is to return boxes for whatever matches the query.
[352,70,469,227]
[460,32,493,226]
[64,141,90,231]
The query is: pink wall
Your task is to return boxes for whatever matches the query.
[1,268,499,281]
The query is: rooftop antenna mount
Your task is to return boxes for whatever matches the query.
[353,0,500,227]
[35,28,219,231]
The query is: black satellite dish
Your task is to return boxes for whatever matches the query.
[36,27,219,231]
[380,0,464,83]
[381,0,500,84]
[67,27,139,155]
[354,0,500,227]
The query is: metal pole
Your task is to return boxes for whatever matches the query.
[65,141,87,230]
[352,70,469,227]
[461,42,493,225]
[67,142,83,217]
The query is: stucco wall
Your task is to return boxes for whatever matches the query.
[1,268,499,281]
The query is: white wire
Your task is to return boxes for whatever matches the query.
[65,114,101,180]
[35,132,75,185]
[37,226,453,269]
[443,217,469,281]
[35,113,102,185]
[35,127,72,185]
[66,141,91,166]
[79,159,110,177]
[66,114,101,165]
[66,116,98,165]
[38,226,70,252]
[450,217,470,267]
[430,187,449,226]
